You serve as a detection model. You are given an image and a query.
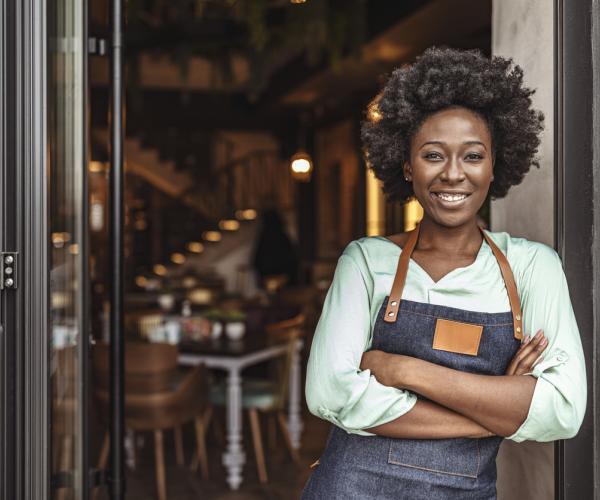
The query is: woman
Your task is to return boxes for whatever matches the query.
[302,47,586,499]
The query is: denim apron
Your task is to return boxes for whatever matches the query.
[302,222,524,499]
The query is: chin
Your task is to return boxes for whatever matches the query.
[426,211,477,228]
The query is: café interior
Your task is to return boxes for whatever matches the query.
[51,1,494,498]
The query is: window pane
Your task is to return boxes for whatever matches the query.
[48,0,86,498]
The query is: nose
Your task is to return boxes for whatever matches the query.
[439,155,466,183]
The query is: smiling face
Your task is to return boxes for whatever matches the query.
[403,106,495,228]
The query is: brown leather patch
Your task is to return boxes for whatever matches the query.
[432,318,483,356]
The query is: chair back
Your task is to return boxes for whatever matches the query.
[92,342,207,430]
[93,341,178,393]
[265,313,305,410]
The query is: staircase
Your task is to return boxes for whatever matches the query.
[92,129,296,287]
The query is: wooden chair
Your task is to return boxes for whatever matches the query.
[93,342,212,500]
[209,313,305,484]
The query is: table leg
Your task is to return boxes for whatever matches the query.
[287,340,304,450]
[125,429,136,469]
[222,367,245,490]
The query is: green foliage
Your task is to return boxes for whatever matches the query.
[202,307,246,321]
[126,0,367,96]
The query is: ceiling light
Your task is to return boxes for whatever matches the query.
[186,241,204,253]
[153,264,167,276]
[235,209,257,221]
[219,219,240,231]
[202,230,222,242]
[171,252,186,264]
[290,151,313,182]
[135,275,148,288]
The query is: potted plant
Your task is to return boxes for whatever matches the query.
[222,309,247,341]
[203,308,225,339]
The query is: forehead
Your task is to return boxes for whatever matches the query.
[413,107,492,144]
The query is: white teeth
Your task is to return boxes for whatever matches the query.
[435,192,467,202]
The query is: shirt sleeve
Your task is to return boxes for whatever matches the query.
[305,243,417,435]
[507,243,587,442]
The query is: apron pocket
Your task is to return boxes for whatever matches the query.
[388,438,480,478]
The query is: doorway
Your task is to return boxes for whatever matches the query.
[1,0,598,499]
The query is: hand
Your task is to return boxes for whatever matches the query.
[505,329,547,376]
[360,350,411,388]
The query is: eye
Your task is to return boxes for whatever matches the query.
[423,151,443,161]
[465,152,484,161]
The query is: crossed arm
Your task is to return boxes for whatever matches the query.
[362,330,548,439]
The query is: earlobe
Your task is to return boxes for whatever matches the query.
[403,163,412,182]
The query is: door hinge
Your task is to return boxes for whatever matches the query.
[88,37,107,56]
[0,252,18,290]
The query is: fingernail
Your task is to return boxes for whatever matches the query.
[535,330,543,339]
[524,335,531,344]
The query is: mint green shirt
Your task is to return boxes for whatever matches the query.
[305,230,587,442]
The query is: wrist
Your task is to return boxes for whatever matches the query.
[395,355,418,389]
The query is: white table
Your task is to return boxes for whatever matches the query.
[178,337,304,490]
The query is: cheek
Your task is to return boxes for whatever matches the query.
[472,163,495,185]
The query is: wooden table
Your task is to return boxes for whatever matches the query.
[178,336,304,490]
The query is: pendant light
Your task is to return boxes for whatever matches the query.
[289,112,314,182]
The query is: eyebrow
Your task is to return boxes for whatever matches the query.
[419,140,488,150]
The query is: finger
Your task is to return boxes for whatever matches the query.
[506,335,532,375]
[513,335,530,355]
[506,330,543,375]
[514,336,548,375]
[515,330,544,360]
[518,336,547,369]
[512,333,545,370]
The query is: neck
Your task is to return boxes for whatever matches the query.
[417,216,483,255]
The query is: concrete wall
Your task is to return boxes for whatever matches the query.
[491,0,554,246]
[491,1,555,499]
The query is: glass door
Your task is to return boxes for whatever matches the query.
[2,0,91,498]
[48,0,89,498]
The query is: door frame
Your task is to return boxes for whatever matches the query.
[1,0,91,498]
[2,0,50,498]
[1,0,599,499]
[554,0,599,498]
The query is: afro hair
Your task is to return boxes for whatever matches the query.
[361,46,545,203]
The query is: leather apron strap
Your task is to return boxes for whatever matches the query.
[383,222,523,340]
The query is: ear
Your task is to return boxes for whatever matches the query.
[403,162,412,182]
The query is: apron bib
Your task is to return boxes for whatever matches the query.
[302,223,523,500]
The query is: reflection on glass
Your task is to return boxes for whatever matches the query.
[48,0,85,498]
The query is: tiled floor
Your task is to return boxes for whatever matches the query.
[94,410,330,500]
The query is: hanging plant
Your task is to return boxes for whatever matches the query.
[125,0,367,97]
